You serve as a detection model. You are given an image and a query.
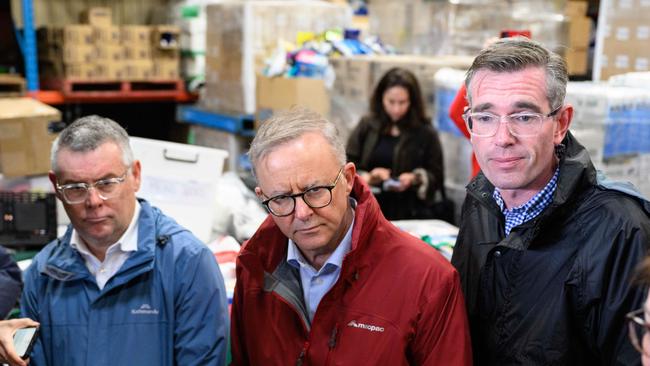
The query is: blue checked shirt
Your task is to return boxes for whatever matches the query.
[493,167,560,236]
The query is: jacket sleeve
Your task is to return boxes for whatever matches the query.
[0,246,21,319]
[410,268,472,366]
[174,243,229,366]
[19,259,46,366]
[574,199,650,365]
[410,127,445,204]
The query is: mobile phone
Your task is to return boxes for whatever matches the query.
[13,326,39,359]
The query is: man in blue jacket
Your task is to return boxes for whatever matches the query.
[21,115,228,366]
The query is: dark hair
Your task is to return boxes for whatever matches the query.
[369,67,428,132]
[633,257,650,287]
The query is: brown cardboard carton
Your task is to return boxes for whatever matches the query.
[124,60,154,80]
[93,26,121,44]
[81,7,112,27]
[565,1,588,17]
[95,45,124,62]
[0,98,61,177]
[152,58,180,79]
[63,25,94,45]
[124,45,153,60]
[568,17,591,48]
[566,48,589,75]
[256,76,329,117]
[62,45,95,64]
[95,61,125,80]
[121,25,152,45]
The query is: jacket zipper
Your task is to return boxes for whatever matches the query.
[325,325,338,365]
[296,341,310,366]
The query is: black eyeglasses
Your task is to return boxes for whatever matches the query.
[261,167,344,217]
[626,308,650,356]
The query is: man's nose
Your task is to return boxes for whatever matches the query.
[85,187,104,207]
[293,196,313,220]
[493,118,516,145]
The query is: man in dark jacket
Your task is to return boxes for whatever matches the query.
[0,246,21,319]
[451,37,650,365]
[231,107,472,365]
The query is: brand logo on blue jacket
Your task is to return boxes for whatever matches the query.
[131,303,160,315]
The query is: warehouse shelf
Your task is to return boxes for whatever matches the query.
[177,105,256,137]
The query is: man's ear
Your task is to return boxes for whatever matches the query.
[554,104,573,145]
[343,162,356,194]
[48,171,62,200]
[254,187,264,200]
[130,160,142,192]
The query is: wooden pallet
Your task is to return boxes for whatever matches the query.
[0,74,26,97]
[41,79,185,102]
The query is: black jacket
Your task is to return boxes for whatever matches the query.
[346,115,444,220]
[451,132,650,365]
[0,245,21,318]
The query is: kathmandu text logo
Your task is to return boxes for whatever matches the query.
[347,320,384,333]
[131,303,159,315]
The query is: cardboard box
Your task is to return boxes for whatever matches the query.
[0,98,61,177]
[152,58,179,79]
[124,45,152,60]
[256,76,329,117]
[63,25,94,45]
[566,48,589,75]
[124,60,154,80]
[62,45,95,64]
[93,26,121,44]
[121,25,151,45]
[64,63,97,79]
[94,45,124,62]
[565,1,588,17]
[95,61,125,80]
[568,17,591,48]
[81,7,112,27]
[152,25,181,50]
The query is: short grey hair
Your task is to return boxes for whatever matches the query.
[465,37,568,111]
[248,107,346,177]
[51,115,134,173]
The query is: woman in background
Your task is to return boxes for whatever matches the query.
[346,67,445,221]
[627,256,650,365]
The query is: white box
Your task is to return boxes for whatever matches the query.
[130,137,228,243]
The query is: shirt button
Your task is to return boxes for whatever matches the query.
[494,250,502,258]
[99,267,106,273]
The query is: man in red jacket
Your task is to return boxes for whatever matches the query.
[231,107,471,365]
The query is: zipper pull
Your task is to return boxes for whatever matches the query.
[296,341,309,366]
[328,326,338,349]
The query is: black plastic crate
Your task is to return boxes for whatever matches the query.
[0,192,57,248]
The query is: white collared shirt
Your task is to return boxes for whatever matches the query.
[70,201,141,290]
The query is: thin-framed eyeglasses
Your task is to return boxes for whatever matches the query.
[463,105,562,137]
[56,168,130,205]
[261,166,344,217]
[626,308,650,356]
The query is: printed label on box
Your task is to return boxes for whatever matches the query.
[636,57,649,70]
[637,26,650,40]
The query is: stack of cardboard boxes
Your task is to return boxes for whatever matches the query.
[564,1,592,76]
[596,0,650,80]
[38,7,180,82]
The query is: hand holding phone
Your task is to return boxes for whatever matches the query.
[0,318,39,366]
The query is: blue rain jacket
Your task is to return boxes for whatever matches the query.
[21,199,228,366]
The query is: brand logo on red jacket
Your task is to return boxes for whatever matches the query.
[347,320,384,332]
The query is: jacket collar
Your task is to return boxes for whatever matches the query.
[40,199,173,291]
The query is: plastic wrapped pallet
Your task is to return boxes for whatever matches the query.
[204,1,352,114]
